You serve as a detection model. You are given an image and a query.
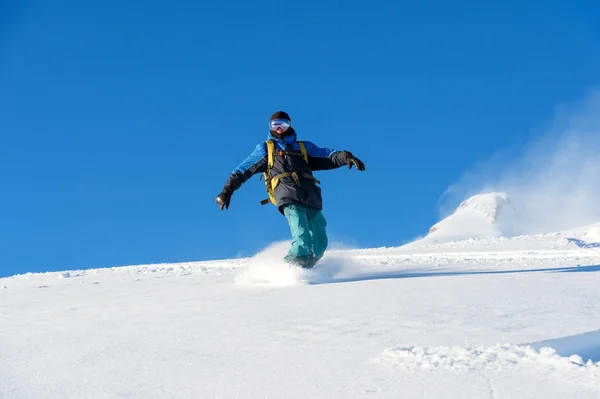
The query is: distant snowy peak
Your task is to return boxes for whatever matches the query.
[425,192,517,242]
[456,192,513,224]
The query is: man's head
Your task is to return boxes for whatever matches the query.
[269,111,292,139]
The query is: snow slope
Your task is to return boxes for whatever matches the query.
[2,230,600,399]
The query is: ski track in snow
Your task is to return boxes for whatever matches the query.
[2,234,600,398]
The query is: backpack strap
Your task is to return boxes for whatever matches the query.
[260,140,276,206]
[266,140,275,168]
[298,141,309,163]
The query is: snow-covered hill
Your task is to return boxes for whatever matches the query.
[2,229,600,398]
[562,221,600,244]
[425,192,517,242]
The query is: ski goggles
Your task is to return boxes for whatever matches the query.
[269,118,291,131]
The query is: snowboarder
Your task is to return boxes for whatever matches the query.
[216,111,365,269]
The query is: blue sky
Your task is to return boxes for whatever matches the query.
[1,0,599,277]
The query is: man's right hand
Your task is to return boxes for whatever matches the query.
[216,191,232,210]
[344,152,366,171]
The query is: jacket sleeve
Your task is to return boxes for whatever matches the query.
[303,141,351,171]
[221,143,268,194]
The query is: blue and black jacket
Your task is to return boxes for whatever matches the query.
[221,128,352,213]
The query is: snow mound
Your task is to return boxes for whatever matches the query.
[425,192,517,242]
[379,344,600,373]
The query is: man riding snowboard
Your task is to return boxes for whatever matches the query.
[216,111,365,269]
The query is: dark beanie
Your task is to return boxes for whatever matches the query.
[270,111,291,121]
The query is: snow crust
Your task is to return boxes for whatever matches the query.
[2,228,600,398]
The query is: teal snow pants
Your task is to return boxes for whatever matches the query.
[282,203,328,267]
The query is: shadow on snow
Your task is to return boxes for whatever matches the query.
[567,238,600,249]
[310,264,600,285]
[527,329,600,363]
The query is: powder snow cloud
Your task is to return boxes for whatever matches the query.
[439,89,600,235]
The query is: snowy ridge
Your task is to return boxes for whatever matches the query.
[5,226,600,282]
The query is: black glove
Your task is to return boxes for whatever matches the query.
[216,191,232,210]
[346,154,366,171]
